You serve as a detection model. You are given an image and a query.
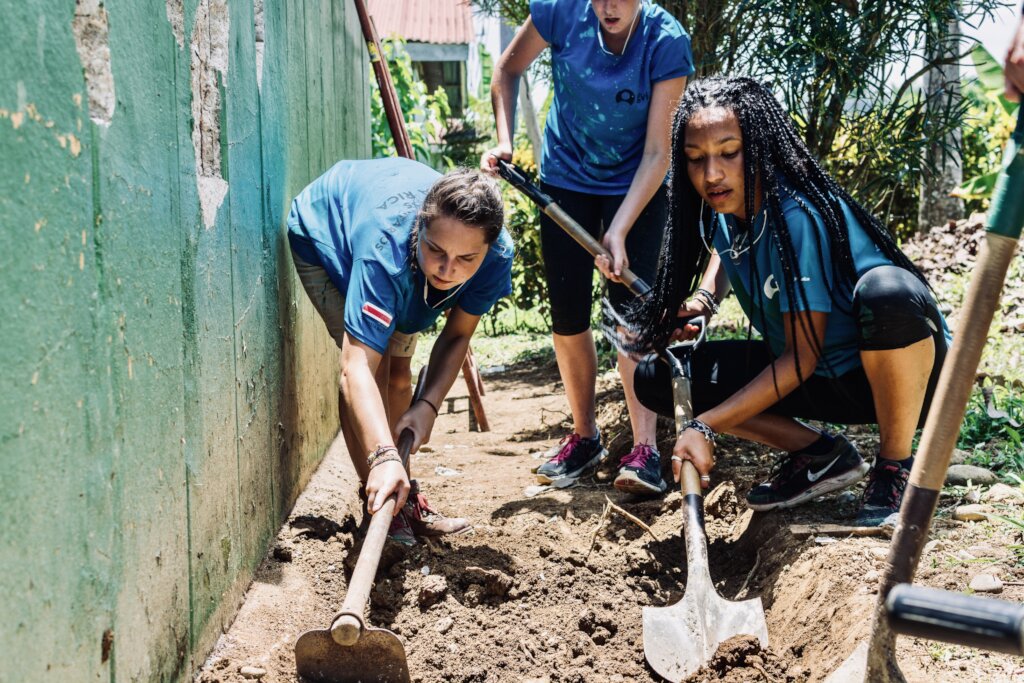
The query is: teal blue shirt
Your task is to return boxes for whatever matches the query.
[713,189,949,376]
[531,0,694,194]
[287,158,514,354]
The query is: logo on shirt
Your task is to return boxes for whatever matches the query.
[763,275,780,300]
[613,88,649,106]
[361,302,393,327]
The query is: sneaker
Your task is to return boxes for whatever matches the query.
[404,480,472,537]
[388,509,418,546]
[856,460,910,526]
[745,435,869,511]
[535,432,607,484]
[613,443,668,495]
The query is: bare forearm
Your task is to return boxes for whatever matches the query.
[490,68,519,148]
[607,151,669,237]
[698,254,730,301]
[699,351,817,434]
[421,331,472,409]
[340,362,393,454]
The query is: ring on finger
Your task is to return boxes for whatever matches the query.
[700,475,711,481]
[670,455,683,463]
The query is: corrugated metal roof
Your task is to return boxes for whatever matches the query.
[366,0,473,46]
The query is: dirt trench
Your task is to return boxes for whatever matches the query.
[197,361,1024,683]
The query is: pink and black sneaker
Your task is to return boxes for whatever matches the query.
[535,432,607,484]
[613,443,668,495]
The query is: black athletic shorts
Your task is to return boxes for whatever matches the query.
[634,265,949,426]
[539,182,668,336]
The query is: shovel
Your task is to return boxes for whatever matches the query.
[295,368,430,682]
[643,334,769,682]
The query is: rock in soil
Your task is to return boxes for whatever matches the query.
[238,665,266,679]
[953,504,995,521]
[463,565,514,597]
[705,481,739,518]
[983,483,1024,503]
[969,574,1003,594]
[418,574,448,609]
[946,464,999,486]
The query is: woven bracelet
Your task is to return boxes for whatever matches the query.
[369,452,402,469]
[367,444,399,468]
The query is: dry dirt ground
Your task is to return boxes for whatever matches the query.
[195,358,1024,683]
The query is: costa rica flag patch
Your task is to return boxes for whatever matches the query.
[361,302,393,327]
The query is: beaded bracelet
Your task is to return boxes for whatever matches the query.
[680,418,716,443]
[417,396,439,416]
[695,288,720,315]
[367,444,399,468]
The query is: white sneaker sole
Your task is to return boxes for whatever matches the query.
[613,470,668,495]
[746,461,870,512]
[535,448,607,484]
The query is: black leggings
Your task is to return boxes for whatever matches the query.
[634,266,948,426]
[540,182,668,336]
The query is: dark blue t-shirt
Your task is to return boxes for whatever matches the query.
[530,0,694,194]
[713,189,950,376]
[287,158,514,354]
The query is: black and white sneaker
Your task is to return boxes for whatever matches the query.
[613,443,668,496]
[745,435,868,511]
[856,459,911,526]
[535,432,607,483]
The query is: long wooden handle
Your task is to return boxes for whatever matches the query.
[331,428,415,646]
[544,204,651,298]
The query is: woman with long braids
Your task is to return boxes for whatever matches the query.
[482,0,694,495]
[627,77,951,525]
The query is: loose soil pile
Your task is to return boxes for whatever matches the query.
[197,221,1024,682]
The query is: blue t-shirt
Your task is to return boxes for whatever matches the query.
[713,189,949,376]
[286,158,514,354]
[530,0,694,194]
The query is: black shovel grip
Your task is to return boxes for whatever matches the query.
[886,583,1024,655]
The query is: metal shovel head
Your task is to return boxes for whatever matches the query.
[643,576,768,683]
[294,626,410,683]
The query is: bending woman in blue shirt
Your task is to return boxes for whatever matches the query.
[482,0,694,496]
[288,158,513,542]
[627,77,950,526]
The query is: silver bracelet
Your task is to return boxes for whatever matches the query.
[680,418,716,443]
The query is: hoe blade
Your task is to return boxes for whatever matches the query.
[643,580,768,682]
[294,626,410,683]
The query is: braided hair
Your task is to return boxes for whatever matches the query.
[625,77,926,374]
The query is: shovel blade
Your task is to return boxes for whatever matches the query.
[294,627,410,683]
[643,585,768,682]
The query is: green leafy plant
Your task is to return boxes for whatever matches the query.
[953,44,1018,208]
[371,38,452,170]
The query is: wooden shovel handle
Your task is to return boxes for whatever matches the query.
[331,428,415,645]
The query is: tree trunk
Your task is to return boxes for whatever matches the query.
[918,11,964,233]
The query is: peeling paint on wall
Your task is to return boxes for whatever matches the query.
[254,0,265,92]
[72,0,116,126]
[165,0,184,49]
[190,0,229,229]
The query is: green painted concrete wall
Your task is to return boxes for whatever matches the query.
[0,2,368,681]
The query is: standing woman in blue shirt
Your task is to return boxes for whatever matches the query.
[626,77,950,526]
[288,158,514,542]
[482,0,694,495]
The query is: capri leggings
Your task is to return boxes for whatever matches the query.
[634,266,949,425]
[540,182,668,336]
